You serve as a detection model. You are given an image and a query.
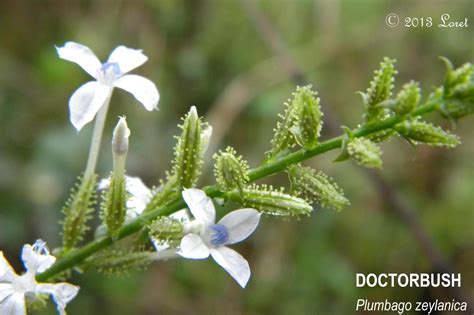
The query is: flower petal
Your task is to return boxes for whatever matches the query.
[36,283,79,315]
[114,75,159,111]
[21,240,56,274]
[0,283,14,304]
[69,81,111,131]
[178,234,209,259]
[201,125,213,154]
[0,291,26,315]
[107,46,147,74]
[56,42,101,78]
[182,189,215,226]
[210,247,250,288]
[124,176,152,218]
[217,208,261,245]
[0,252,17,282]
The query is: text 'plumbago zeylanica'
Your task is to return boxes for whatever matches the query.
[1,40,473,314]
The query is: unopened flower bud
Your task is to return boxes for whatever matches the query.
[288,165,349,211]
[173,106,212,188]
[112,116,130,157]
[230,184,313,217]
[394,81,420,116]
[347,137,383,169]
[213,147,250,192]
[395,119,460,148]
[289,85,323,149]
[91,248,153,276]
[363,57,397,123]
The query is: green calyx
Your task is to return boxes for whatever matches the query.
[394,81,421,117]
[61,174,98,252]
[289,85,323,149]
[100,174,127,239]
[213,146,250,193]
[172,106,211,189]
[89,247,153,276]
[347,137,383,169]
[267,85,323,160]
[363,57,397,122]
[395,119,460,148]
[229,184,313,217]
[439,58,474,119]
[288,165,349,211]
[147,216,184,248]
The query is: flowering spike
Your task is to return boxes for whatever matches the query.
[288,165,349,211]
[394,81,421,116]
[61,174,97,251]
[364,57,397,123]
[395,119,460,148]
[439,59,474,119]
[90,247,153,276]
[289,85,323,149]
[347,138,383,169]
[148,216,185,248]
[213,146,250,193]
[172,106,211,189]
[230,184,313,217]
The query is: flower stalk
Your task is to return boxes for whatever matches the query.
[37,98,440,282]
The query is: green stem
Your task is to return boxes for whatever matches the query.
[84,94,112,180]
[37,101,438,282]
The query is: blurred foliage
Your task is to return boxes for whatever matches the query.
[0,0,473,314]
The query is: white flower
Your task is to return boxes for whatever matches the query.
[178,189,261,288]
[0,240,79,315]
[56,42,159,131]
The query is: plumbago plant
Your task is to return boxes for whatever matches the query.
[1,43,473,314]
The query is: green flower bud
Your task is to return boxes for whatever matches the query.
[363,57,397,122]
[172,106,212,189]
[61,174,97,252]
[395,119,460,148]
[439,59,474,119]
[144,174,179,213]
[213,147,250,193]
[147,216,184,248]
[394,81,421,116]
[347,138,383,169]
[230,184,313,217]
[289,85,323,149]
[288,165,349,211]
[90,248,153,276]
[266,92,300,161]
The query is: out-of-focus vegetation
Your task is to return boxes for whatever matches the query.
[0,0,473,314]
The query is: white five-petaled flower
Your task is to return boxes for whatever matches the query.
[178,189,261,288]
[56,42,159,131]
[0,240,79,315]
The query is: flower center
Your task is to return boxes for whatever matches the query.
[32,239,48,255]
[12,273,35,293]
[209,224,229,246]
[98,62,121,85]
[101,62,121,75]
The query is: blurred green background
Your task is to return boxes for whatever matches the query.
[0,0,473,314]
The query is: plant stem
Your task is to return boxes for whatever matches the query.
[84,94,112,180]
[36,100,438,282]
